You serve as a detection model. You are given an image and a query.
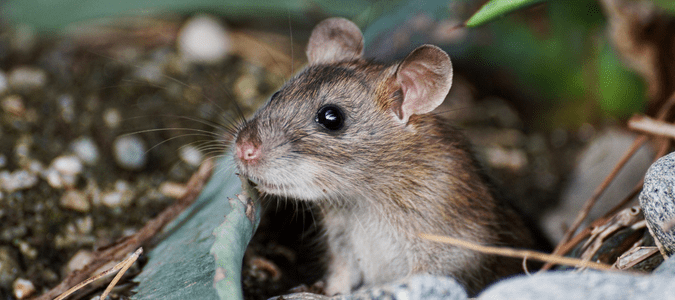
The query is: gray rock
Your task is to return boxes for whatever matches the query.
[479,270,675,300]
[113,136,147,170]
[654,256,675,276]
[641,152,675,257]
[275,275,467,300]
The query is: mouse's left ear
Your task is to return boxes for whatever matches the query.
[394,45,453,124]
[307,18,364,65]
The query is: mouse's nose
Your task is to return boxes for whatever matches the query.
[236,141,260,163]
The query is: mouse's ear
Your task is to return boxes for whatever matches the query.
[307,18,364,65]
[394,45,453,124]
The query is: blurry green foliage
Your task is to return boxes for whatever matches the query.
[462,0,648,125]
[466,0,546,27]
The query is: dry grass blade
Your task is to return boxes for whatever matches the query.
[629,115,675,138]
[54,248,143,300]
[541,135,649,271]
[543,91,675,271]
[420,234,623,272]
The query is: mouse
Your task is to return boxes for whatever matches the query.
[233,17,535,296]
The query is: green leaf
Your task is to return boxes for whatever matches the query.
[465,0,547,27]
[132,156,259,300]
[597,43,645,117]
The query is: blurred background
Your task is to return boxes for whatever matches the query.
[0,0,673,299]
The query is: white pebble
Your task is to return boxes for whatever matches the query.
[13,278,35,299]
[8,67,47,91]
[65,249,94,274]
[103,108,121,129]
[0,154,7,168]
[0,170,38,193]
[113,136,147,170]
[52,155,83,176]
[59,190,90,213]
[178,15,231,64]
[70,137,99,165]
[101,190,134,208]
[179,145,203,167]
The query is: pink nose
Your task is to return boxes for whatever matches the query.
[236,142,260,162]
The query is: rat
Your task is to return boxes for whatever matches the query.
[233,17,535,296]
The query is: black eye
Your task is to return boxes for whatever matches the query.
[315,105,345,131]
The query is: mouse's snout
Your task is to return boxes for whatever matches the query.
[236,141,260,164]
[234,121,263,166]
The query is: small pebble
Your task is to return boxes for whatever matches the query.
[0,154,6,168]
[483,147,527,171]
[640,151,675,257]
[59,190,90,213]
[134,61,165,84]
[113,136,147,170]
[1,95,24,116]
[101,181,135,208]
[8,67,47,91]
[75,216,93,234]
[52,155,83,176]
[65,249,94,274]
[12,278,35,299]
[179,145,203,167]
[159,182,186,198]
[103,108,122,129]
[178,15,231,64]
[57,94,76,123]
[16,241,37,260]
[0,170,38,193]
[70,136,99,165]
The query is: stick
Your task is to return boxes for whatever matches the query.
[420,234,621,272]
[54,248,143,300]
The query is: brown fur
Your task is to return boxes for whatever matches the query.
[234,18,534,296]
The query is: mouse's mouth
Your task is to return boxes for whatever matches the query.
[247,176,294,196]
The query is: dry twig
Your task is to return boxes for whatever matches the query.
[420,234,622,272]
[54,248,143,300]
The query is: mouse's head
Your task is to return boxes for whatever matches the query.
[233,18,453,203]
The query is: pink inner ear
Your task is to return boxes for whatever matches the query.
[398,62,436,117]
[395,45,453,123]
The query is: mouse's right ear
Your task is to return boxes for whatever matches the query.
[307,18,364,65]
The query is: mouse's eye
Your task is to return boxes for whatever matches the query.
[315,104,345,131]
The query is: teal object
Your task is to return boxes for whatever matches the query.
[132,156,260,300]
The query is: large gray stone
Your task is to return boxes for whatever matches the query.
[640,152,675,257]
[479,269,675,300]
